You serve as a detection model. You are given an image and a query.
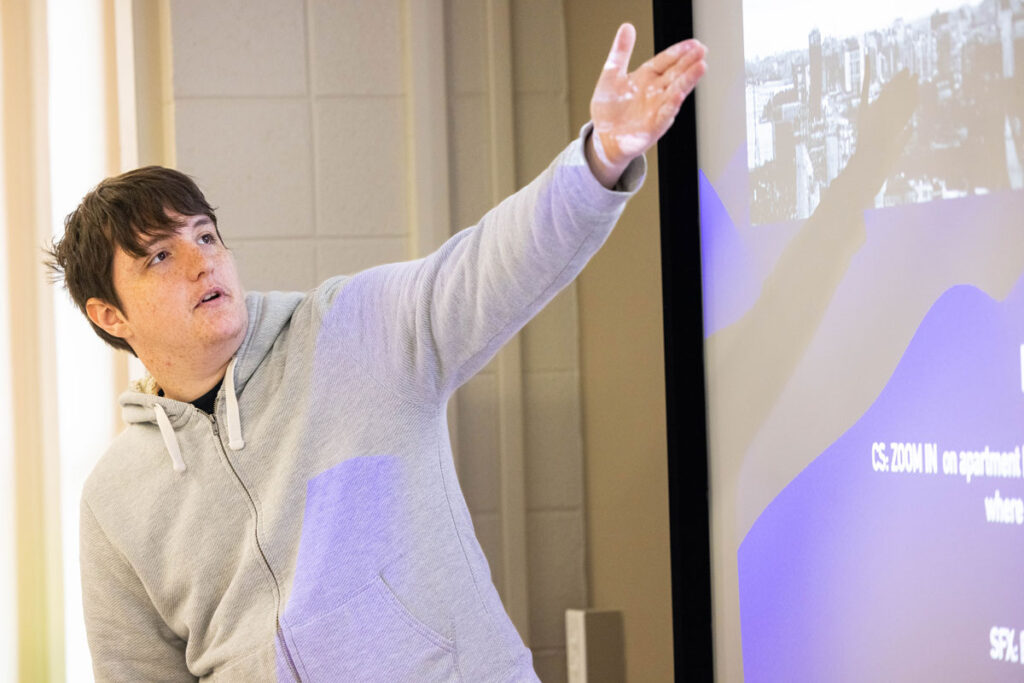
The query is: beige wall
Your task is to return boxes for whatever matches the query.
[4,0,676,680]
[445,1,588,679]
[566,2,676,682]
[165,1,588,680]
[169,0,409,289]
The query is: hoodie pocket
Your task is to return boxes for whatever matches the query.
[284,572,460,682]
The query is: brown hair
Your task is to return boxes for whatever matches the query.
[44,166,221,355]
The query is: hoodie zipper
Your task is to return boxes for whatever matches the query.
[207,408,302,683]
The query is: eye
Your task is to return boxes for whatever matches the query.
[149,250,169,266]
[199,232,217,245]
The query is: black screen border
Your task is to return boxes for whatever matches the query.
[652,0,715,679]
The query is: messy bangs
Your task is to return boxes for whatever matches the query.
[45,166,219,355]
[97,167,219,258]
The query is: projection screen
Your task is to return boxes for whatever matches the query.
[689,0,1024,679]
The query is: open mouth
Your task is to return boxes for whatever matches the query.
[197,289,225,308]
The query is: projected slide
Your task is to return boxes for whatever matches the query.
[694,0,1024,680]
[744,0,1023,224]
[740,277,1024,680]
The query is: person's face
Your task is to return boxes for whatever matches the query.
[94,212,248,363]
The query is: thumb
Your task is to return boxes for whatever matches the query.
[602,23,636,77]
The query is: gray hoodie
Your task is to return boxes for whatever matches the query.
[80,127,645,682]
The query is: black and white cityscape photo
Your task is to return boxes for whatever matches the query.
[744,0,1024,224]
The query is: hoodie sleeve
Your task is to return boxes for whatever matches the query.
[319,123,645,404]
[80,499,198,683]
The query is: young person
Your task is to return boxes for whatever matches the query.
[48,25,705,681]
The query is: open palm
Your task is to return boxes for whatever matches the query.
[588,23,706,185]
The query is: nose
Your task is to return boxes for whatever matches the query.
[184,242,214,281]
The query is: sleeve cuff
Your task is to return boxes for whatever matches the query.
[575,121,647,195]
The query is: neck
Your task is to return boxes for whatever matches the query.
[157,363,230,403]
[138,339,240,402]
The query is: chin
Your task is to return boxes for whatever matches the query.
[204,309,248,348]
[226,307,250,342]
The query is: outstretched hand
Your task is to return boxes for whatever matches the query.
[587,23,707,188]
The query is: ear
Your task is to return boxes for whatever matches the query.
[85,297,131,341]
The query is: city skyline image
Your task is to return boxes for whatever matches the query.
[744,0,1024,224]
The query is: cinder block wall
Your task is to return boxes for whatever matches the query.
[167,1,585,680]
[566,1,675,680]
[171,0,409,291]
[445,1,584,679]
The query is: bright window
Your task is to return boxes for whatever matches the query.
[48,0,118,680]
[0,53,19,681]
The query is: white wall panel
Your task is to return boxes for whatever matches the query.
[170,0,307,97]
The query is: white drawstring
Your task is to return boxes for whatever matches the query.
[224,356,245,451]
[153,403,186,473]
[150,358,244,471]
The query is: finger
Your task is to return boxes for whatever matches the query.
[654,43,707,89]
[603,23,636,77]
[653,70,696,133]
[645,38,703,76]
[661,58,706,104]
[653,100,680,139]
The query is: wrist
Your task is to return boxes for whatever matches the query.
[585,129,628,189]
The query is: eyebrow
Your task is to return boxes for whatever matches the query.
[139,216,215,250]
[139,235,170,254]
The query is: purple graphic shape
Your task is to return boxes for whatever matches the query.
[699,170,758,337]
[739,273,1024,682]
[275,455,458,681]
[283,455,406,617]
[717,141,753,231]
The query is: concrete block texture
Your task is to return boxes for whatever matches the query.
[175,98,315,240]
[170,0,307,97]
[315,97,407,236]
[512,0,568,94]
[314,237,409,280]
[524,370,583,510]
[523,285,579,373]
[445,0,487,94]
[230,239,318,293]
[455,372,501,514]
[448,94,493,232]
[515,92,571,186]
[533,648,569,683]
[168,1,589,677]
[310,0,404,96]
[527,510,587,649]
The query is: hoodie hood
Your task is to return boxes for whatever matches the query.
[119,289,307,472]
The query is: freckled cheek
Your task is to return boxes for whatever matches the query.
[222,258,243,292]
[122,295,160,334]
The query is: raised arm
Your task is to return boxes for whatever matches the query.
[318,24,706,404]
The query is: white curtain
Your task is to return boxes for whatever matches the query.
[2,0,140,679]
[48,2,122,679]
[0,44,20,677]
